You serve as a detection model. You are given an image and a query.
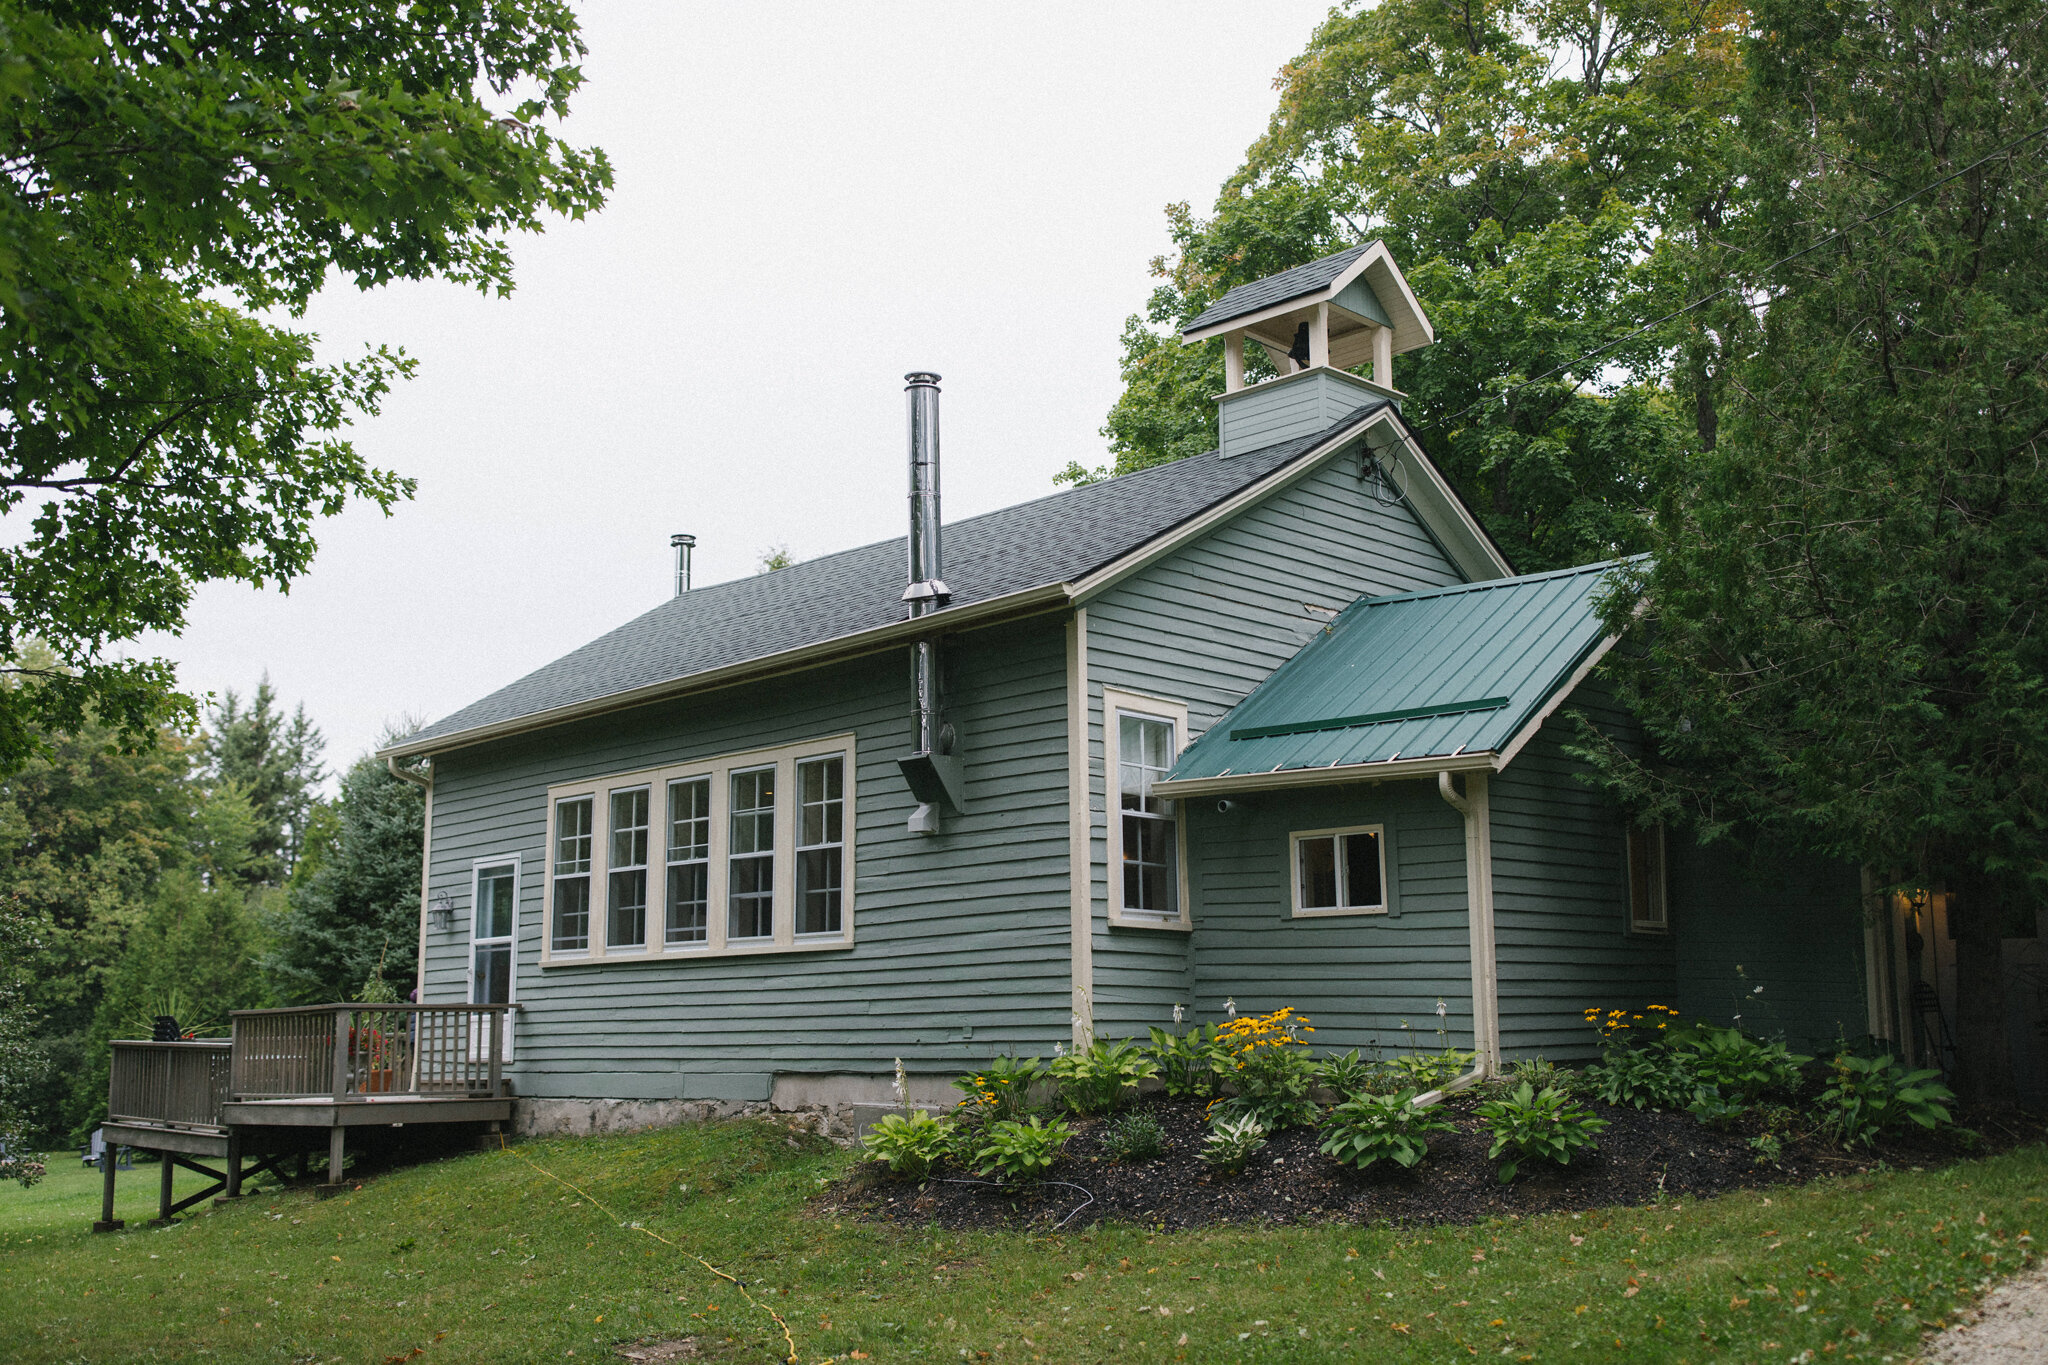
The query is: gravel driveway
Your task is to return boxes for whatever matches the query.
[1924,1263,2048,1363]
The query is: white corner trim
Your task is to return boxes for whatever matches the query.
[1491,632,1623,772]
[1437,770,1501,1075]
[1066,609,1095,1047]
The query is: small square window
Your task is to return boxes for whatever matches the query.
[1292,826,1387,916]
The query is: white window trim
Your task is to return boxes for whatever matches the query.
[1289,823,1390,918]
[1103,686,1192,931]
[1627,823,1669,935]
[541,732,857,966]
[470,856,519,1061]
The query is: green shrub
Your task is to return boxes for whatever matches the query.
[1145,1023,1227,1099]
[1098,1110,1167,1163]
[1586,1042,1697,1110]
[1381,1049,1476,1091]
[1312,1048,1378,1096]
[1317,1090,1458,1171]
[1476,1082,1608,1184]
[1049,1038,1159,1114]
[1818,1053,1954,1148]
[1200,1113,1269,1176]
[1668,1025,1809,1102]
[1686,1088,1748,1128]
[973,1115,1074,1182]
[862,1110,955,1180]
[951,1054,1045,1121]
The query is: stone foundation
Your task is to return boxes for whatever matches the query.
[510,1071,958,1145]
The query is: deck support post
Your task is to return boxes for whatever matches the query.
[217,1132,244,1203]
[93,1148,123,1232]
[152,1150,175,1224]
[314,1125,347,1198]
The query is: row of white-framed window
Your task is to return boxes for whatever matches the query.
[544,735,855,961]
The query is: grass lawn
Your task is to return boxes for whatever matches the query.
[0,1123,2041,1364]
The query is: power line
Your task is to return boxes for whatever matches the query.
[1405,118,2048,439]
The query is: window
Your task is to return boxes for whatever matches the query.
[665,777,710,945]
[551,796,593,952]
[796,755,844,934]
[1627,825,1668,933]
[728,766,776,940]
[542,734,856,963]
[608,787,650,949]
[1291,825,1387,916]
[1104,688,1191,928]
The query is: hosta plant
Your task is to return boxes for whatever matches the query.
[862,1110,956,1181]
[1098,1109,1168,1163]
[1381,1049,1476,1090]
[1050,1038,1159,1114]
[1199,1113,1269,1176]
[1476,1082,1608,1184]
[1317,1090,1458,1171]
[973,1115,1074,1182]
[1145,1023,1227,1099]
[1668,1025,1809,1102]
[1312,1048,1378,1096]
[1586,1041,1697,1110]
[1819,1053,1954,1148]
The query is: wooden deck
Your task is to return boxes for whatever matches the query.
[95,1003,515,1229]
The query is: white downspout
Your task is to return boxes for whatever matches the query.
[387,756,434,1002]
[1437,769,1502,1079]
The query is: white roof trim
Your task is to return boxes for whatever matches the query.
[1152,751,1496,799]
[1181,242,1435,354]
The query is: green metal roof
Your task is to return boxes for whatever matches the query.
[1159,561,1627,789]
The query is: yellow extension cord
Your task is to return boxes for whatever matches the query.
[495,1133,802,1365]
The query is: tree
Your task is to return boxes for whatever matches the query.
[0,1,611,771]
[202,679,325,886]
[1086,0,1744,571]
[1582,0,2048,1103]
[0,898,45,1184]
[266,745,423,1004]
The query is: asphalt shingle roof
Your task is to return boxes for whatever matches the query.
[1182,242,1379,335]
[400,400,1394,751]
[1162,561,1625,785]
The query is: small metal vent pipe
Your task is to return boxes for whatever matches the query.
[902,372,947,616]
[670,533,696,596]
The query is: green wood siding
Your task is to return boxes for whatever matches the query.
[1217,370,1392,458]
[1669,844,1866,1054]
[1083,449,1468,1037]
[420,616,1073,1100]
[1487,689,1676,1061]
[1184,781,1479,1051]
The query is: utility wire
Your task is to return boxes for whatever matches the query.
[1404,118,2048,439]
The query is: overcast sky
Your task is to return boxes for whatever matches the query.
[138,1,1339,775]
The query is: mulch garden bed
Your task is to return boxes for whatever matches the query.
[825,1090,2048,1233]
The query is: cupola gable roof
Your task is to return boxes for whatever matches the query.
[1180,240,1435,361]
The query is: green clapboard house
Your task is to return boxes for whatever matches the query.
[381,245,1885,1134]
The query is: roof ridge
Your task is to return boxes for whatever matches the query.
[1347,557,1630,613]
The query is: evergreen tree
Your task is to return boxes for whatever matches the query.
[267,744,423,1004]
[1583,0,2048,1103]
[201,679,326,886]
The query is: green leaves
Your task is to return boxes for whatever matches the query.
[972,1116,1073,1184]
[1819,1054,1955,1149]
[1476,1082,1607,1184]
[1048,1039,1159,1116]
[1317,1090,1458,1171]
[861,1110,955,1182]
[0,1,612,773]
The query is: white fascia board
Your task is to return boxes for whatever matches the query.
[1362,410,1514,582]
[1491,630,1624,772]
[1152,751,1496,799]
[1180,243,1435,352]
[376,582,1072,761]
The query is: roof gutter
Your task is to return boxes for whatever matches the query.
[377,581,1073,761]
[1151,750,1494,800]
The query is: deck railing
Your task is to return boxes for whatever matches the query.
[107,1040,233,1132]
[229,1003,514,1102]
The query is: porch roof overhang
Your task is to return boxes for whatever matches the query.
[1153,560,1631,799]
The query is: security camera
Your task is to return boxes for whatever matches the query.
[1216,799,1238,814]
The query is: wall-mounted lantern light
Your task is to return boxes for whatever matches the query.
[431,891,456,933]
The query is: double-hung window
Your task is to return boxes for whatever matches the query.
[472,860,517,1006]
[1292,825,1387,916]
[608,788,650,950]
[551,796,593,952]
[727,766,776,941]
[665,777,711,946]
[1105,689,1191,928]
[542,734,855,964]
[796,756,845,935]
